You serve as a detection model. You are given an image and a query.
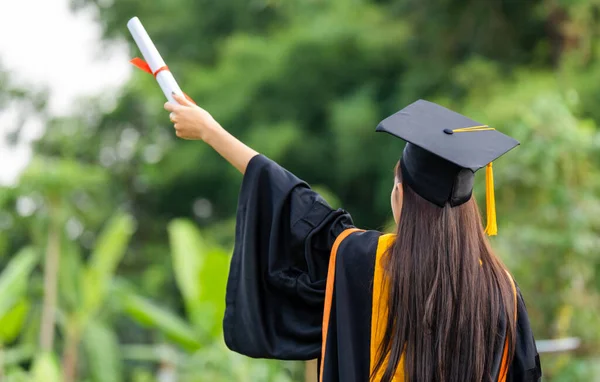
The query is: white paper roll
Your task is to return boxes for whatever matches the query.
[127,16,183,104]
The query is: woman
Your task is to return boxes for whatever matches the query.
[165,95,542,382]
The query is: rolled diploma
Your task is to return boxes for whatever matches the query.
[127,17,183,104]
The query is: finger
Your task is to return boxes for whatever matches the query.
[164,102,180,112]
[172,92,192,106]
[169,112,177,123]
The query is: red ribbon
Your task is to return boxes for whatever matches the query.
[130,57,196,104]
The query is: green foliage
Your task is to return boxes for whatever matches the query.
[81,213,135,322]
[58,241,84,314]
[116,218,299,380]
[30,352,62,382]
[179,342,302,382]
[18,157,108,200]
[0,300,30,344]
[168,219,229,337]
[118,290,202,351]
[83,320,124,382]
[0,247,37,326]
[3,367,31,382]
[118,219,229,350]
[167,219,206,328]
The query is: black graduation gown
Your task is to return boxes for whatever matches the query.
[223,154,542,382]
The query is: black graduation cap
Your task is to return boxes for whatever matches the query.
[376,99,519,235]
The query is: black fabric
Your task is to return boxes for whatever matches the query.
[507,287,543,382]
[490,303,509,380]
[399,146,471,207]
[376,100,520,170]
[321,230,380,382]
[450,168,476,207]
[486,283,542,382]
[223,154,354,360]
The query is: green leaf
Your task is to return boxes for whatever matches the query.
[2,344,36,366]
[0,247,38,318]
[0,299,30,344]
[31,352,62,382]
[19,304,41,348]
[119,291,202,351]
[121,344,165,362]
[82,213,135,319]
[89,213,135,277]
[168,219,231,336]
[196,247,230,337]
[4,366,31,382]
[167,219,204,325]
[58,241,83,313]
[83,320,123,382]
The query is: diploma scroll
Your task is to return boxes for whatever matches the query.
[127,17,188,104]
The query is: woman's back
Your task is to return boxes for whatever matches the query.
[222,155,541,381]
[324,231,524,382]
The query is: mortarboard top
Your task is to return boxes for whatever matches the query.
[375,99,520,236]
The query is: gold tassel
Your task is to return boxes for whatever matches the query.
[484,162,497,236]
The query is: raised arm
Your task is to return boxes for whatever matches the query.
[164,93,258,174]
[165,93,356,360]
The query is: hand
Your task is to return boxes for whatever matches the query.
[164,93,221,141]
[164,93,258,173]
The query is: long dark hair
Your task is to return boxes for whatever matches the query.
[372,162,516,381]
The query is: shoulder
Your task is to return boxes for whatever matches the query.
[334,229,395,266]
[244,154,306,186]
[336,229,381,253]
[247,153,278,172]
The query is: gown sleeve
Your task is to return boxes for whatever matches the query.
[223,154,354,360]
[507,287,543,382]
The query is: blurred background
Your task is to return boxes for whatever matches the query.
[1,0,600,381]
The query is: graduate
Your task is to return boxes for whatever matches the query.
[164,95,542,382]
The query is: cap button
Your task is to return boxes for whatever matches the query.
[443,128,454,135]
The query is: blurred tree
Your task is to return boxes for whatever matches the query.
[113,219,302,381]
[0,63,48,260]
[0,247,37,379]
[16,156,111,357]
